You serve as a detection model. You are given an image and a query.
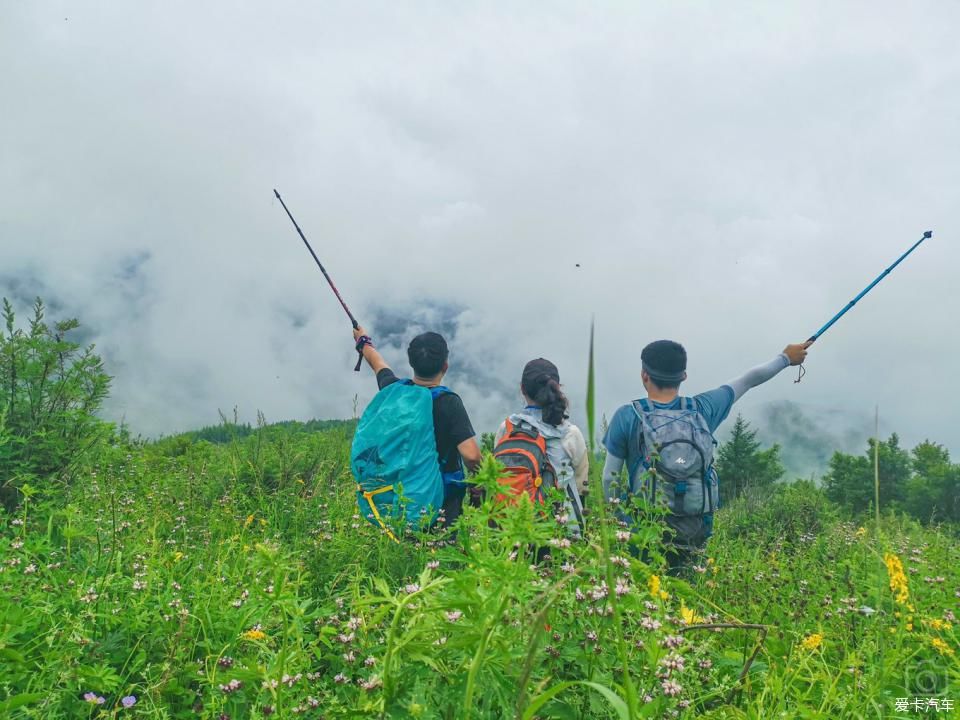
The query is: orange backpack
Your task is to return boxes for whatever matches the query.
[493,419,557,504]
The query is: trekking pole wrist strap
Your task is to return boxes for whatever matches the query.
[353,336,372,372]
[355,335,374,352]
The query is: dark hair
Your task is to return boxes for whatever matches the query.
[408,332,449,378]
[641,340,687,390]
[521,358,568,426]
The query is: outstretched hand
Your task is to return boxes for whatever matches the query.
[783,340,813,366]
[353,325,368,342]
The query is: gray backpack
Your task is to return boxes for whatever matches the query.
[630,398,720,548]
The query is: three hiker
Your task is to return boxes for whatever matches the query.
[349,324,811,560]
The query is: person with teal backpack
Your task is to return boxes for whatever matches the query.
[351,325,481,538]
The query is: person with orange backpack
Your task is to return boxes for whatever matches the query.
[493,359,588,538]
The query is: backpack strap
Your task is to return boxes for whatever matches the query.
[429,385,452,399]
[427,384,467,486]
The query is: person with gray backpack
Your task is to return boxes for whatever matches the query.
[602,339,811,574]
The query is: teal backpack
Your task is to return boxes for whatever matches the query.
[351,380,445,538]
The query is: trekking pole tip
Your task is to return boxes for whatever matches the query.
[273,188,281,199]
[923,230,932,239]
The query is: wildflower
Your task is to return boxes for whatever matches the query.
[121,695,137,708]
[615,530,631,542]
[403,583,420,594]
[83,692,106,704]
[641,616,662,631]
[561,562,576,574]
[615,579,631,597]
[218,679,243,693]
[23,563,37,575]
[856,527,867,537]
[445,610,463,623]
[679,603,703,625]
[660,653,685,671]
[661,635,684,649]
[343,651,356,662]
[589,582,609,601]
[548,537,572,549]
[426,560,440,570]
[245,514,254,527]
[648,574,669,601]
[661,679,682,696]
[931,638,954,656]
[360,676,383,691]
[609,555,630,568]
[11,518,23,526]
[884,553,910,605]
[801,633,823,651]
[241,628,267,641]
[281,673,302,687]
[218,656,234,669]
[333,673,349,684]
[364,656,376,667]
[262,706,275,716]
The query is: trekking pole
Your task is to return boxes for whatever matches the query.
[796,230,932,382]
[273,189,364,371]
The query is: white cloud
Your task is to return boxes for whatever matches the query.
[1,1,957,454]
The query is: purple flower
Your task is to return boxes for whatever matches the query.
[121,695,137,708]
[83,692,106,705]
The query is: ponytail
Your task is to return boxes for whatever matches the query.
[535,377,568,426]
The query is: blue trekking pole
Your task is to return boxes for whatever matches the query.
[797,230,933,381]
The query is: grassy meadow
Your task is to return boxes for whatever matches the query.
[1,419,957,719]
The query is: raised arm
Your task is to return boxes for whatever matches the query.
[726,341,811,401]
[353,325,390,375]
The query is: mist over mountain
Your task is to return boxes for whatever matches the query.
[733,400,878,480]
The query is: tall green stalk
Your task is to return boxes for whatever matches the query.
[585,320,639,716]
[586,318,596,454]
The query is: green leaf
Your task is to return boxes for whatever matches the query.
[523,680,629,720]
[0,693,45,712]
[0,648,26,663]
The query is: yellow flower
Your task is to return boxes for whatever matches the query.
[241,629,267,641]
[173,551,184,561]
[931,638,954,656]
[648,575,669,601]
[928,618,946,631]
[800,633,823,651]
[680,603,703,625]
[856,527,867,537]
[259,518,268,527]
[244,514,255,528]
[883,553,910,605]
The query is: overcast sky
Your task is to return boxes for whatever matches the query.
[2,2,958,457]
